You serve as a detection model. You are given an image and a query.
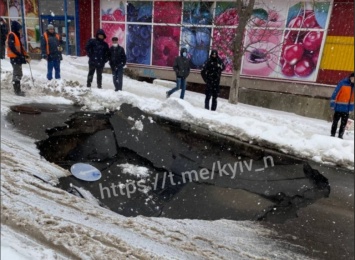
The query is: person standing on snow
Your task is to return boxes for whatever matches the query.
[85,29,110,89]
[330,72,354,139]
[0,17,9,59]
[201,50,225,111]
[166,47,190,99]
[108,37,126,91]
[41,24,63,80]
[7,21,30,96]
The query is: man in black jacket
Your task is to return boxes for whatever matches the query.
[0,17,8,59]
[7,21,30,96]
[41,24,63,80]
[166,47,190,99]
[108,37,126,91]
[201,50,225,111]
[85,29,110,88]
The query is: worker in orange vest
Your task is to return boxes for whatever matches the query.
[330,73,354,139]
[7,21,30,96]
[41,24,63,80]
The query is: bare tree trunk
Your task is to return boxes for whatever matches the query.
[228,0,255,104]
[229,69,241,104]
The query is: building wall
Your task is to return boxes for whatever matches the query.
[78,0,101,56]
[317,0,354,84]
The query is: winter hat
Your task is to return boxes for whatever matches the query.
[11,20,22,32]
[210,50,218,59]
[48,24,54,30]
[180,47,187,57]
[96,29,106,39]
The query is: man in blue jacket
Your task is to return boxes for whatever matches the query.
[85,29,110,88]
[41,24,63,80]
[330,72,354,139]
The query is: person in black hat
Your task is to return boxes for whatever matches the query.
[201,50,225,111]
[85,29,110,88]
[330,72,354,139]
[108,37,126,91]
[7,20,30,96]
[0,17,8,59]
[41,23,63,80]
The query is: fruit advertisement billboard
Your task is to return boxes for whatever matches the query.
[241,1,331,82]
[100,0,331,82]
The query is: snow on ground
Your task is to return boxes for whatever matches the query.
[0,55,353,259]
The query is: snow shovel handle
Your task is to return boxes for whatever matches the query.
[28,62,35,88]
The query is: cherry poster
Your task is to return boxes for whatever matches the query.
[241,0,331,82]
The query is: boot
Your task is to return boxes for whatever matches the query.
[13,81,25,96]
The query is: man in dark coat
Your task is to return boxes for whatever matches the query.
[7,21,30,96]
[0,17,8,59]
[166,47,190,99]
[201,50,225,111]
[330,72,354,139]
[108,37,126,91]
[41,24,63,80]
[85,29,110,88]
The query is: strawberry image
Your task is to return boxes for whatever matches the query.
[102,23,125,47]
[113,9,125,22]
[102,8,125,22]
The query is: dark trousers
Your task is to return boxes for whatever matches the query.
[331,111,349,138]
[47,59,61,80]
[113,69,123,91]
[11,63,23,82]
[0,42,5,59]
[87,65,104,88]
[205,86,219,111]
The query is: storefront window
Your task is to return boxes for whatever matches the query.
[99,0,332,82]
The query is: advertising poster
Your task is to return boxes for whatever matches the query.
[127,1,152,23]
[212,2,239,73]
[102,23,125,47]
[278,1,330,81]
[241,0,330,82]
[101,0,125,22]
[152,26,180,67]
[241,1,287,77]
[7,0,23,19]
[152,2,181,67]
[153,1,181,24]
[101,0,126,47]
[181,2,213,69]
[126,24,152,65]
[25,0,40,53]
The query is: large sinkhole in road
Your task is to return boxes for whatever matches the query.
[18,103,330,223]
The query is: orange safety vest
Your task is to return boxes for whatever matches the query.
[43,32,60,55]
[7,32,27,58]
[335,85,354,105]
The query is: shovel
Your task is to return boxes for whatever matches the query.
[28,61,35,88]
